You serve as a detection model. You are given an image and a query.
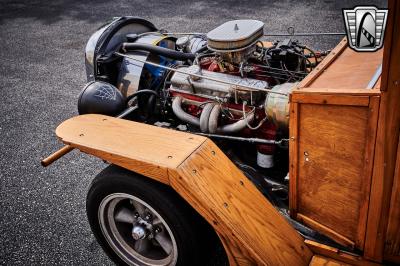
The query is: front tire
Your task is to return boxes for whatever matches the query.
[86,165,226,266]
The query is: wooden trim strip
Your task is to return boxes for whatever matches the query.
[292,88,381,96]
[305,240,381,266]
[291,94,370,106]
[297,213,355,249]
[355,96,380,249]
[289,102,299,217]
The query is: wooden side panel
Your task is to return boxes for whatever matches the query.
[308,48,383,90]
[296,103,369,248]
[172,140,313,266]
[384,137,400,262]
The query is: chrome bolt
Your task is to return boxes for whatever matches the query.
[132,225,146,240]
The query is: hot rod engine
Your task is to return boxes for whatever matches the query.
[81,17,325,188]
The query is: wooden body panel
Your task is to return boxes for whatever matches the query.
[56,114,313,266]
[290,36,382,251]
[56,114,206,184]
[308,48,383,90]
[290,95,379,249]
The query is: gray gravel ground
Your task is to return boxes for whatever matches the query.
[0,0,386,265]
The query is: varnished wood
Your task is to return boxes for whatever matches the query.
[292,87,380,96]
[217,233,257,266]
[56,114,313,266]
[384,135,400,260]
[305,240,380,266]
[292,102,375,249]
[56,114,206,184]
[309,255,351,266]
[41,145,74,166]
[289,16,384,252]
[291,94,370,106]
[356,96,380,248]
[289,102,299,217]
[297,214,355,248]
[172,140,313,265]
[364,0,400,262]
[308,48,383,90]
[296,38,348,89]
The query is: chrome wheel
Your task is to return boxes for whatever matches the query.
[98,193,178,266]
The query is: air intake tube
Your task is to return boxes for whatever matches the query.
[121,43,196,61]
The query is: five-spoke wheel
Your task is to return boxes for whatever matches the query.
[86,165,228,266]
[98,193,178,265]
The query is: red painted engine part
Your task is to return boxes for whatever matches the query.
[169,90,278,151]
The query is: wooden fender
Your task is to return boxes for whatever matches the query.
[56,114,312,265]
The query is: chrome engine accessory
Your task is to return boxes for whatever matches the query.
[117,33,167,97]
[85,17,157,82]
[176,36,207,54]
[169,65,268,102]
[206,20,264,52]
[82,16,326,179]
[206,20,264,64]
[265,82,298,131]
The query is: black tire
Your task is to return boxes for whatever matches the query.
[86,164,227,266]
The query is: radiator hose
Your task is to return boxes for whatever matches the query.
[121,43,196,61]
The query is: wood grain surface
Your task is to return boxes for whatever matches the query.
[56,114,313,265]
[308,48,383,90]
[56,114,206,184]
[364,1,400,262]
[305,240,381,266]
[309,255,352,266]
[172,140,313,265]
[295,103,371,248]
[384,137,400,262]
[289,25,383,251]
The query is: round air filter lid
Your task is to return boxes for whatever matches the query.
[206,20,264,51]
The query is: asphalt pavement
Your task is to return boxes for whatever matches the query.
[0,0,386,265]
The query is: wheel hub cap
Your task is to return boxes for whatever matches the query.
[131,225,146,240]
